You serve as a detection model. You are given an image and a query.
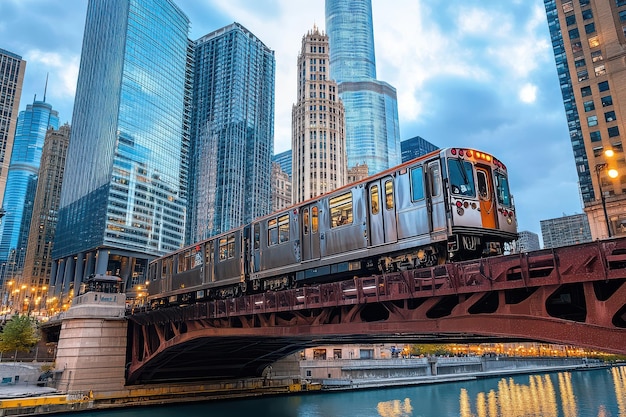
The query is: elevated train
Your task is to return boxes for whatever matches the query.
[147,147,517,307]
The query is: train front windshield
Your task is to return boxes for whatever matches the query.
[448,159,476,197]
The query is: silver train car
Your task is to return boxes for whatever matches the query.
[147,147,517,307]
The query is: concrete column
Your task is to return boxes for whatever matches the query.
[85,252,95,277]
[95,250,109,275]
[73,253,85,299]
[62,256,75,299]
[54,258,66,299]
[49,260,58,293]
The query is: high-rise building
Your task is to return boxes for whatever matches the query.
[190,23,275,241]
[401,136,439,163]
[271,162,292,212]
[0,99,59,291]
[540,213,592,249]
[325,0,401,175]
[514,230,541,253]
[0,49,26,210]
[21,124,70,311]
[544,0,626,239]
[292,26,347,203]
[272,150,292,179]
[51,0,191,302]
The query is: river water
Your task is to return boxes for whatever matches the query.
[54,366,626,417]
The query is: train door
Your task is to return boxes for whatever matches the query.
[426,160,446,231]
[301,204,321,261]
[205,240,215,282]
[367,177,398,246]
[476,166,497,229]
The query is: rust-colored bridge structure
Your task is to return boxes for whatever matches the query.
[126,238,626,384]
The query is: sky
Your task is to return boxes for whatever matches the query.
[0,0,584,244]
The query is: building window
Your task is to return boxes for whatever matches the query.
[572,41,583,54]
[618,0,626,7]
[588,36,600,48]
[587,115,598,127]
[595,64,606,76]
[582,9,593,19]
[591,50,603,62]
[608,126,620,137]
[583,100,595,112]
[601,95,613,107]
[580,0,590,6]
[585,22,596,34]
[569,28,580,39]
[563,1,574,13]
[605,111,616,122]
[620,10,626,21]
[590,131,602,142]
[581,86,592,97]
[577,69,588,81]
[566,14,576,26]
[575,57,586,67]
[598,81,610,92]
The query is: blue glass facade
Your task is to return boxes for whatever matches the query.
[544,0,591,202]
[0,100,59,283]
[52,0,190,294]
[190,23,275,242]
[272,150,292,179]
[400,135,439,163]
[326,0,401,175]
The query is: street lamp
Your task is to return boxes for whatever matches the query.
[595,149,619,238]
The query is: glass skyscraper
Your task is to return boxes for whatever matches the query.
[51,0,191,300]
[0,99,59,288]
[325,0,401,175]
[190,23,275,242]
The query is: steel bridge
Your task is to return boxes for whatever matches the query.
[126,237,626,384]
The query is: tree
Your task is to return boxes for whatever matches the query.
[0,315,41,361]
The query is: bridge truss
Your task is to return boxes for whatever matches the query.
[127,238,626,384]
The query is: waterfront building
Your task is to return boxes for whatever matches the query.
[0,99,59,294]
[540,213,592,249]
[272,150,292,179]
[51,0,191,304]
[514,230,541,253]
[20,124,70,313]
[271,162,292,212]
[0,49,26,210]
[401,136,439,163]
[190,23,275,241]
[544,0,626,239]
[292,26,347,203]
[325,0,401,175]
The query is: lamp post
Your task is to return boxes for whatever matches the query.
[595,150,619,238]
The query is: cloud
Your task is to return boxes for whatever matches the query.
[519,83,538,103]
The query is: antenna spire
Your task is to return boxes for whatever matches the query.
[43,73,49,102]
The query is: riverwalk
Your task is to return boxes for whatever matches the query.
[0,358,611,416]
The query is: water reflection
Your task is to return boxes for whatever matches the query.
[376,398,412,417]
[612,366,626,416]
[453,368,626,417]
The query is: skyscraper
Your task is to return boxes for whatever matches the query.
[325,0,401,175]
[540,213,592,249]
[21,124,70,311]
[400,136,439,163]
[190,23,275,241]
[0,49,26,210]
[51,0,191,301]
[292,26,347,203]
[0,99,59,290]
[544,0,626,239]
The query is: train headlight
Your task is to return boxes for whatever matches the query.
[507,217,513,225]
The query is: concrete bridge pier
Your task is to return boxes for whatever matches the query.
[54,291,127,394]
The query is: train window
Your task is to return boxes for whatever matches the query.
[495,173,512,207]
[410,167,425,201]
[330,192,353,227]
[279,214,290,243]
[303,208,309,235]
[268,218,278,246]
[477,171,489,200]
[254,223,260,250]
[429,163,441,197]
[219,234,235,260]
[448,159,476,196]
[385,180,394,210]
[312,206,319,233]
[370,185,380,214]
